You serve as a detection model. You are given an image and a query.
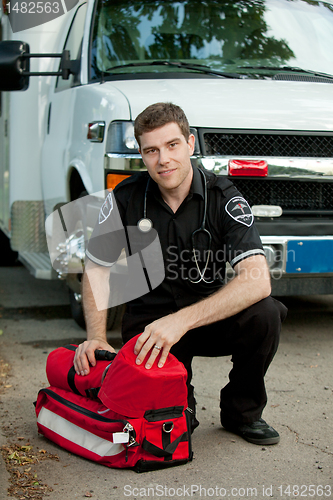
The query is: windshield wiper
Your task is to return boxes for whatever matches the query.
[105,60,241,78]
[237,65,333,80]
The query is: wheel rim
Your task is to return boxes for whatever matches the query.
[73,292,82,304]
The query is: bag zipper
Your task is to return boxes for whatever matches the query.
[40,388,128,424]
[185,408,193,460]
[144,406,184,421]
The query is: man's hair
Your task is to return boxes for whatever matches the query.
[134,102,190,147]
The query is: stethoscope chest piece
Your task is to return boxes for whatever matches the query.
[138,178,153,232]
[137,218,153,233]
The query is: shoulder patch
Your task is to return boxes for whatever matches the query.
[225,196,254,227]
[99,192,113,224]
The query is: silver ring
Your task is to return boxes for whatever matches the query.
[154,345,162,350]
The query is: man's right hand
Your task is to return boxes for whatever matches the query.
[74,338,116,376]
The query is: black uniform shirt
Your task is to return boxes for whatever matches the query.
[86,166,265,316]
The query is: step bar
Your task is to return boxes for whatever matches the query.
[18,251,56,280]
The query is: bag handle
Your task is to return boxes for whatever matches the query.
[94,350,117,361]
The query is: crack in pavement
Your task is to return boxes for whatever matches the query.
[283,424,333,456]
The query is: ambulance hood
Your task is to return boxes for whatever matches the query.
[109,77,333,132]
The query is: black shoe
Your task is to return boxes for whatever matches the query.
[221,415,280,445]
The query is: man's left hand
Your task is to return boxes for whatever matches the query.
[134,313,187,369]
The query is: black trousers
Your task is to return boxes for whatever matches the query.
[122,296,288,424]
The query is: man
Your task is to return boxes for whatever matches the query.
[74,102,287,445]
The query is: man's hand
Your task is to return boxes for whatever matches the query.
[133,255,271,370]
[134,313,188,369]
[74,338,116,376]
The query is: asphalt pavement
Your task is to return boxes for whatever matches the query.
[0,265,332,500]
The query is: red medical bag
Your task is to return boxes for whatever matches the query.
[35,335,193,472]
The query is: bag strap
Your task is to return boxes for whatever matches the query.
[141,431,188,461]
[67,366,81,395]
[65,345,116,398]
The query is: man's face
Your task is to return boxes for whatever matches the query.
[139,122,195,193]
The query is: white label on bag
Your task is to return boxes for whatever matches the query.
[112,432,130,444]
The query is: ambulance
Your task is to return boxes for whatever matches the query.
[1,0,333,328]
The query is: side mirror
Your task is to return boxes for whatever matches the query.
[0,41,79,92]
[0,40,30,91]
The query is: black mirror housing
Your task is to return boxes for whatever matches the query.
[0,41,30,91]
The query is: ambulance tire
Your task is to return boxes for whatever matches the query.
[67,188,88,330]
[68,189,125,330]
[107,303,126,331]
[0,230,19,266]
[69,288,125,331]
[69,288,86,330]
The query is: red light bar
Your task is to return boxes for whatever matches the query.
[228,159,268,177]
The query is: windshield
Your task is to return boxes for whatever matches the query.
[90,0,333,80]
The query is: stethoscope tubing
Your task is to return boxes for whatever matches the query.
[188,168,214,283]
[137,168,215,283]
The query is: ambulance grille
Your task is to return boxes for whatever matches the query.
[203,132,333,157]
[231,178,333,213]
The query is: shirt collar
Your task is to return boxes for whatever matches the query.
[189,165,205,200]
[147,165,205,200]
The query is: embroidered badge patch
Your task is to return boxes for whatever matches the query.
[225,196,254,227]
[99,192,113,224]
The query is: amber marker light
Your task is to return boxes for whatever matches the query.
[107,173,131,191]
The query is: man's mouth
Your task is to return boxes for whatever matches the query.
[158,169,176,176]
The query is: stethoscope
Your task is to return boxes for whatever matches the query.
[137,168,215,284]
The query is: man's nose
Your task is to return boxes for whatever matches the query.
[159,148,170,165]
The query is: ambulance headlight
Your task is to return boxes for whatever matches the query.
[106,121,139,154]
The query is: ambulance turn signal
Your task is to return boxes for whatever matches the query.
[107,173,131,191]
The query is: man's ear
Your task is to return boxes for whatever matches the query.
[138,148,146,166]
[188,134,195,156]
